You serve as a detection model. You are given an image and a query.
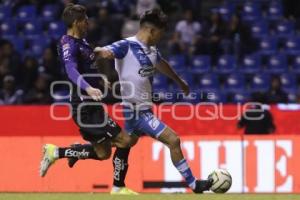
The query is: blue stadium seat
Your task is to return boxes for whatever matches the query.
[201,89,226,103]
[179,71,195,86]
[22,20,42,38]
[16,5,36,22]
[250,73,271,92]
[265,54,287,74]
[218,4,234,21]
[258,37,278,55]
[228,90,251,103]
[47,21,66,40]
[152,74,168,90]
[239,54,261,74]
[241,2,261,22]
[280,73,297,91]
[215,55,236,74]
[168,55,186,72]
[0,5,11,21]
[284,89,297,103]
[152,87,173,102]
[275,20,295,37]
[224,73,246,92]
[42,4,59,22]
[251,21,268,38]
[199,73,219,89]
[179,89,201,104]
[27,37,51,57]
[190,55,211,73]
[283,37,300,55]
[267,1,283,20]
[291,55,300,74]
[0,20,17,36]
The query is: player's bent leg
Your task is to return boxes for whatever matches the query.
[110,133,139,195]
[92,140,112,160]
[112,130,138,148]
[157,127,213,193]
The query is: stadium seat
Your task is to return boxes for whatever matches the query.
[228,90,251,103]
[258,37,278,55]
[275,20,295,37]
[22,20,42,38]
[241,2,261,22]
[215,55,236,74]
[0,5,11,21]
[0,20,17,36]
[179,71,195,86]
[191,55,211,73]
[42,4,59,22]
[280,73,297,91]
[152,74,168,90]
[251,21,269,38]
[179,89,201,104]
[218,4,234,21]
[27,37,51,57]
[168,55,186,72]
[291,55,300,74]
[200,89,226,103]
[47,21,66,40]
[250,73,271,92]
[224,73,246,92]
[199,73,219,89]
[284,89,298,103]
[16,5,36,22]
[239,54,261,74]
[265,54,287,74]
[267,1,283,20]
[283,37,300,55]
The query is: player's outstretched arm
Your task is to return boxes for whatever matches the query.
[156,59,190,95]
[94,47,115,59]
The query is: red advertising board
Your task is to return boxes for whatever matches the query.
[0,105,299,193]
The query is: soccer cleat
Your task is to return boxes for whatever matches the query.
[39,144,58,177]
[193,178,213,193]
[110,187,139,195]
[67,143,80,168]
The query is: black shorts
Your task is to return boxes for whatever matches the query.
[71,101,121,144]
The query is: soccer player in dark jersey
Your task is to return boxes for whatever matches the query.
[39,4,134,180]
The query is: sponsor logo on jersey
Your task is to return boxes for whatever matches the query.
[138,66,155,77]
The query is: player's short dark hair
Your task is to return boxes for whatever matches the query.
[62,3,87,28]
[140,8,168,29]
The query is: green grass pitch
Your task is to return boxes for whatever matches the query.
[0,193,300,200]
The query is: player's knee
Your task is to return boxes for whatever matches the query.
[169,135,181,148]
[95,148,111,160]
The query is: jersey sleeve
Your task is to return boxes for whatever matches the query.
[104,40,129,59]
[61,38,91,90]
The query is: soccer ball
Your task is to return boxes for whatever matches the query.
[208,169,232,193]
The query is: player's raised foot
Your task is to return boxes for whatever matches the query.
[193,178,213,194]
[110,187,139,195]
[39,144,58,177]
[67,143,80,168]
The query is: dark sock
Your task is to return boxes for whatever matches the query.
[113,148,131,187]
[58,144,99,159]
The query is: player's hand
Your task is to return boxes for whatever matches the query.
[179,79,190,96]
[85,87,103,101]
[94,47,114,59]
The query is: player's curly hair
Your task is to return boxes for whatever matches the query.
[62,3,87,28]
[140,8,168,29]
